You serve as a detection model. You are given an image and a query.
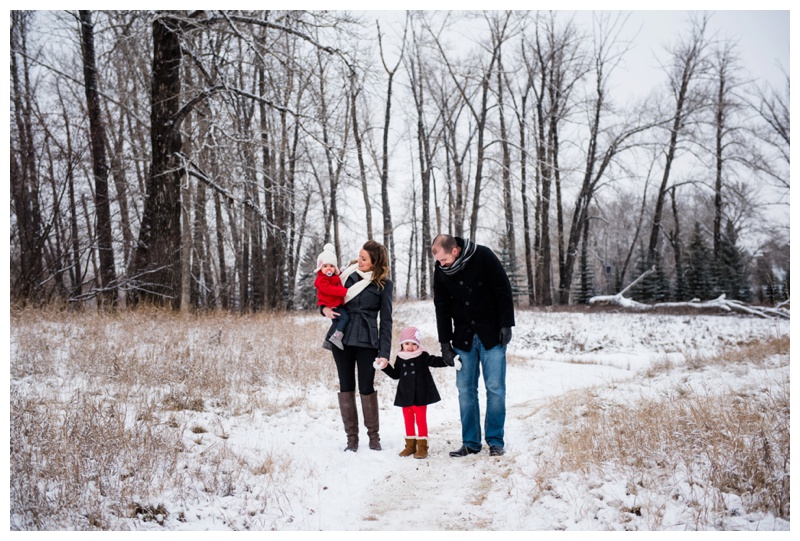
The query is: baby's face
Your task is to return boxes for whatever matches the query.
[321,263,337,276]
[402,342,419,352]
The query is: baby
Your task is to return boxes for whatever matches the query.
[314,243,350,350]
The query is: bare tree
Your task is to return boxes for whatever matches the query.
[426,11,510,240]
[491,13,517,268]
[349,70,373,240]
[524,11,569,305]
[79,10,118,308]
[376,16,408,275]
[128,12,188,308]
[646,14,709,264]
[743,69,789,211]
[407,17,441,296]
[557,13,654,304]
[10,11,45,302]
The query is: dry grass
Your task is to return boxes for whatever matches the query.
[533,335,790,523]
[9,306,336,530]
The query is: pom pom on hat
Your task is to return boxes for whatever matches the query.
[314,243,339,273]
[399,326,422,347]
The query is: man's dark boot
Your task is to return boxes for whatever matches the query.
[337,391,359,452]
[360,392,382,450]
[449,444,481,457]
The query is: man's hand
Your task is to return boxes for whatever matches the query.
[499,327,512,347]
[441,343,456,366]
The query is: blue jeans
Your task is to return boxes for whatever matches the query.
[332,305,350,333]
[454,334,506,450]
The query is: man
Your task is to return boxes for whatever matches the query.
[431,234,515,457]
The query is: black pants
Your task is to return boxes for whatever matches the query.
[332,345,377,394]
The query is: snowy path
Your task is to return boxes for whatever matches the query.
[158,302,788,531]
[309,354,633,530]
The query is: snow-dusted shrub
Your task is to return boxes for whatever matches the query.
[10,308,334,530]
[541,336,790,522]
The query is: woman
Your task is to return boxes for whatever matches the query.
[322,240,393,452]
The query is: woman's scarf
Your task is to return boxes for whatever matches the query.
[340,263,374,303]
[439,238,476,276]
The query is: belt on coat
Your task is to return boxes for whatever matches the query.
[347,307,379,345]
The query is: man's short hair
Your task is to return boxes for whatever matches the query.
[432,234,457,253]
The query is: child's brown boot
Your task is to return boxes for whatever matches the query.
[414,438,428,459]
[399,437,416,457]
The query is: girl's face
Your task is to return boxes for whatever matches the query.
[358,249,373,272]
[321,263,337,276]
[402,342,419,352]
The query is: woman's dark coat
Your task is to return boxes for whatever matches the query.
[326,274,393,359]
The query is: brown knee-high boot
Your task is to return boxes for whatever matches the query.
[337,391,359,452]
[360,392,381,450]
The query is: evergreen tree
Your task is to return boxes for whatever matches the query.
[673,250,687,302]
[296,237,325,310]
[630,244,669,302]
[647,250,670,302]
[685,222,715,300]
[498,236,523,305]
[782,269,790,301]
[716,220,752,301]
[574,221,595,304]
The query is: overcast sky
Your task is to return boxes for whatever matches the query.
[366,7,789,96]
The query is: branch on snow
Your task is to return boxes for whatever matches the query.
[589,267,788,319]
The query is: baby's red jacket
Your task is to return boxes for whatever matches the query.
[315,271,348,307]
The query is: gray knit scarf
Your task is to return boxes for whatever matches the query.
[439,238,476,276]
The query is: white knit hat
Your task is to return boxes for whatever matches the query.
[314,243,339,273]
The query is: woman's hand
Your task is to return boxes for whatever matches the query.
[322,306,339,319]
[375,357,389,369]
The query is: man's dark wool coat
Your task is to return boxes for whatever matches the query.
[433,239,515,352]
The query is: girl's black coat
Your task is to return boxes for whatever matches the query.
[381,351,447,407]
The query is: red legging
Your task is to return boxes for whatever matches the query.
[402,405,428,438]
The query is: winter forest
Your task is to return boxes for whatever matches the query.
[8,10,790,312]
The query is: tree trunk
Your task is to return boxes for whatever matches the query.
[469,71,491,240]
[535,67,553,306]
[80,11,117,308]
[669,186,684,300]
[129,15,184,308]
[107,110,134,269]
[518,92,535,305]
[647,17,707,264]
[496,46,516,267]
[409,37,433,297]
[81,194,99,301]
[380,69,397,277]
[10,12,44,302]
[213,191,229,310]
[350,78,373,240]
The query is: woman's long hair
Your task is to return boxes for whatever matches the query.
[363,240,390,289]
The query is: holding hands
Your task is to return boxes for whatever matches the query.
[373,358,389,369]
[441,343,462,371]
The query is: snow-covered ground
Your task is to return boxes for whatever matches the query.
[9,301,790,531]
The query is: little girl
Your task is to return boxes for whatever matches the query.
[376,326,459,459]
[313,243,349,350]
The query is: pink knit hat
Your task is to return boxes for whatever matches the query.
[399,326,422,347]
